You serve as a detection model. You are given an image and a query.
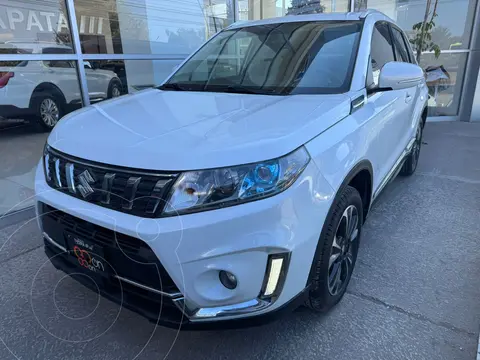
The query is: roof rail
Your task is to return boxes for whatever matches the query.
[225,20,250,30]
[358,9,383,18]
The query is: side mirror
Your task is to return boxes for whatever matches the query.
[378,62,424,90]
[83,61,92,69]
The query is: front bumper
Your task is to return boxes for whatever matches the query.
[44,235,310,329]
[35,159,335,325]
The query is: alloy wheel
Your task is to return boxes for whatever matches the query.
[40,98,60,127]
[328,205,359,296]
[411,127,422,170]
[112,86,121,97]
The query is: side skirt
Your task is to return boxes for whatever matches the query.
[371,137,415,203]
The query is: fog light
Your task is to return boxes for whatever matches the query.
[260,253,290,299]
[219,270,237,290]
[264,258,283,296]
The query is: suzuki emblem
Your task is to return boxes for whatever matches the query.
[77,170,96,198]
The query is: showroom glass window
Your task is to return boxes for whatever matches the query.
[0,0,73,53]
[73,0,235,104]
[0,0,82,215]
[355,0,477,116]
[74,0,235,55]
[238,0,349,19]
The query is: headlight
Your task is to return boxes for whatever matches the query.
[163,147,310,215]
[43,144,52,182]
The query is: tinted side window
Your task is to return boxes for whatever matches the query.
[370,23,395,86]
[402,30,416,63]
[392,27,410,63]
[42,47,73,54]
[0,61,28,67]
[43,60,74,68]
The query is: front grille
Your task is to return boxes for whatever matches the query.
[41,203,180,294]
[43,146,178,218]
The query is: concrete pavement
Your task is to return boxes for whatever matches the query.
[0,123,48,215]
[0,121,479,360]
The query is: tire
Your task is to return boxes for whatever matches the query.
[400,124,423,176]
[306,185,363,312]
[107,79,122,99]
[32,93,64,131]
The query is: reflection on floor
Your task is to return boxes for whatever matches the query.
[0,121,48,215]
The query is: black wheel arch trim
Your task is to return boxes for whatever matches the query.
[109,77,122,85]
[108,77,123,90]
[338,160,373,199]
[334,160,374,221]
[29,82,67,108]
[421,103,428,128]
[305,160,373,288]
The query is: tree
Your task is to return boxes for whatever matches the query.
[286,0,325,16]
[410,0,441,62]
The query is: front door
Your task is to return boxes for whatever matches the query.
[362,22,411,190]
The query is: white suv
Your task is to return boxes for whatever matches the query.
[0,42,122,130]
[35,11,427,328]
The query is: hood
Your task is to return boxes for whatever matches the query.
[48,89,351,171]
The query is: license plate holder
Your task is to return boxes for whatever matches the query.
[65,233,109,276]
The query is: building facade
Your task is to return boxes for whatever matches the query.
[0,0,479,216]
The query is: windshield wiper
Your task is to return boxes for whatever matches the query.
[226,85,257,94]
[160,83,274,95]
[218,85,267,95]
[158,83,187,91]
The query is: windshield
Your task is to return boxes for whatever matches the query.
[163,21,362,95]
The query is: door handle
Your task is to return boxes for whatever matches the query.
[405,93,413,103]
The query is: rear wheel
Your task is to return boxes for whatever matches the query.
[306,185,363,312]
[33,94,64,131]
[400,124,422,176]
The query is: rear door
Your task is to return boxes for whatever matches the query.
[42,60,80,104]
[390,25,419,146]
[41,47,80,104]
[84,61,108,101]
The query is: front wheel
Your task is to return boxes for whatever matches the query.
[306,185,363,312]
[108,79,122,99]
